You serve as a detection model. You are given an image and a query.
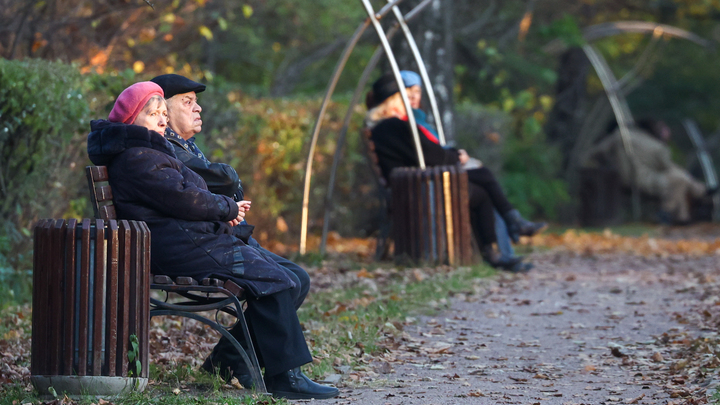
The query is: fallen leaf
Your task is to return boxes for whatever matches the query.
[611,347,627,358]
[625,393,645,404]
[651,352,663,362]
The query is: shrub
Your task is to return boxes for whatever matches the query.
[501,115,569,220]
[0,59,99,306]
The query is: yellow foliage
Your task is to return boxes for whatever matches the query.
[198,25,213,41]
[527,229,720,257]
[242,4,254,18]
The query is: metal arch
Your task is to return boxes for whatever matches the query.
[544,21,713,55]
[613,28,665,96]
[389,0,447,145]
[683,119,720,220]
[297,23,368,255]
[299,0,426,254]
[581,44,642,219]
[319,0,435,255]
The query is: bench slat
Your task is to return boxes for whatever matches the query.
[175,276,198,286]
[77,219,91,376]
[95,185,114,202]
[92,219,106,375]
[153,275,173,284]
[223,280,244,297]
[98,205,116,221]
[105,220,119,376]
[202,278,223,287]
[117,220,131,377]
[88,166,109,182]
[62,219,77,375]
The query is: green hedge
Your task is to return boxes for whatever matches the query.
[0,59,101,306]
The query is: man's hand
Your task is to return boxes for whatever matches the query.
[228,200,251,227]
[458,149,470,165]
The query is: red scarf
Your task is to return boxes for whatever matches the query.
[400,115,440,145]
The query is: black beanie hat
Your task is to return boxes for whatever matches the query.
[151,74,206,99]
[371,72,400,106]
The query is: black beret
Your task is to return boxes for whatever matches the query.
[151,74,206,99]
[372,72,400,106]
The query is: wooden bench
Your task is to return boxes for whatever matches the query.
[86,165,266,392]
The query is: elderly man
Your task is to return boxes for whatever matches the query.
[149,74,331,399]
[585,119,709,224]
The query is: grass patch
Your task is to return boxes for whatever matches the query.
[0,387,282,405]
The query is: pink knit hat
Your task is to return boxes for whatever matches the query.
[108,81,165,124]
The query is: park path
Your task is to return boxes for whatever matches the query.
[322,251,720,405]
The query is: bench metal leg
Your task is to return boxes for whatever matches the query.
[150,309,267,393]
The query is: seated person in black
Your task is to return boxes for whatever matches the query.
[366,73,544,269]
[87,81,338,400]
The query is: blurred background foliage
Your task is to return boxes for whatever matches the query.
[3,0,720,306]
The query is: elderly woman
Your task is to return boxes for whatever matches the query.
[366,73,544,270]
[86,82,338,400]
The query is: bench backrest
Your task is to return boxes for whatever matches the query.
[361,127,389,191]
[86,166,117,221]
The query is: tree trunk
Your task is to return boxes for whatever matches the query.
[544,46,591,172]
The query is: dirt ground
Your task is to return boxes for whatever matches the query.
[323,251,720,405]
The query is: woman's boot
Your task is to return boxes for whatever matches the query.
[480,244,523,270]
[502,209,547,243]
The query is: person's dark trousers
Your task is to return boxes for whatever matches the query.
[248,238,310,310]
[467,182,497,246]
[466,167,514,215]
[209,288,313,378]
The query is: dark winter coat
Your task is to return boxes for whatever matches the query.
[164,128,255,243]
[370,117,459,182]
[86,120,294,297]
[164,128,243,199]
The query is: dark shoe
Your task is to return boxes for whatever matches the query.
[508,260,533,273]
[707,186,719,196]
[503,209,547,242]
[265,367,339,400]
[480,245,522,270]
[201,354,254,389]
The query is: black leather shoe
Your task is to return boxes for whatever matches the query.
[201,355,254,389]
[265,367,339,400]
[503,209,547,242]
